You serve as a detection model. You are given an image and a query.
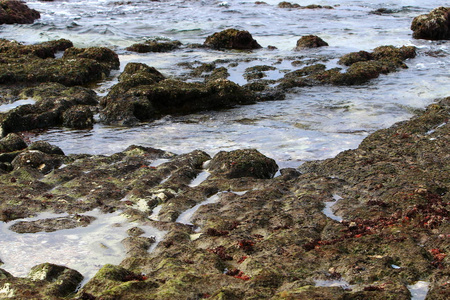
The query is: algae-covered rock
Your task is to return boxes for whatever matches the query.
[411,7,450,40]
[126,39,182,53]
[101,69,256,125]
[208,149,278,179]
[0,133,27,153]
[28,263,83,297]
[0,83,98,137]
[295,35,328,49]
[62,105,94,129]
[204,28,262,50]
[9,214,96,233]
[28,141,64,156]
[11,150,63,174]
[0,40,119,86]
[0,0,40,25]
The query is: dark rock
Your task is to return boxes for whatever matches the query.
[278,1,300,8]
[63,46,120,74]
[0,0,40,25]
[11,150,62,174]
[28,263,83,297]
[0,40,119,86]
[101,69,256,125]
[295,35,329,49]
[204,28,262,50]
[411,7,450,40]
[28,140,65,156]
[0,133,27,153]
[126,39,182,53]
[0,83,98,137]
[338,50,373,66]
[62,105,94,129]
[208,149,278,179]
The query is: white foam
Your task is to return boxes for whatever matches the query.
[0,209,165,282]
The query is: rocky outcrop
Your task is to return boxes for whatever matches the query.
[295,35,329,49]
[100,63,256,125]
[204,29,262,50]
[0,0,40,25]
[0,39,119,86]
[0,83,98,137]
[279,45,416,88]
[411,7,450,40]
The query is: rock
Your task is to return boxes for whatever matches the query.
[208,149,278,179]
[0,40,119,86]
[295,35,329,49]
[11,150,62,174]
[126,39,182,53]
[9,214,96,233]
[411,7,450,40]
[0,133,27,153]
[28,263,83,297]
[0,0,40,25]
[28,140,65,156]
[204,28,262,50]
[62,105,94,129]
[101,70,256,125]
[0,83,98,137]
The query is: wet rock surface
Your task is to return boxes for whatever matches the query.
[0,0,40,25]
[0,97,447,298]
[126,39,182,53]
[295,35,329,49]
[0,39,118,86]
[411,7,450,40]
[204,28,262,50]
[100,63,256,125]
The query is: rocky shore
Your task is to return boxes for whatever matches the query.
[0,3,448,300]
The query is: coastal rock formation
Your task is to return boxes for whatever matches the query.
[295,35,329,49]
[204,29,262,50]
[411,7,450,40]
[0,83,98,137]
[0,39,119,86]
[100,63,256,125]
[0,0,40,25]
[279,45,416,88]
[0,98,447,298]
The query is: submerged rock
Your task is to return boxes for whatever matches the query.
[126,39,182,53]
[295,35,329,49]
[411,7,450,40]
[204,28,262,50]
[9,214,96,233]
[0,0,40,25]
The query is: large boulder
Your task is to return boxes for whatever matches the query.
[62,105,94,129]
[0,133,27,153]
[208,149,279,179]
[411,7,450,40]
[0,0,40,25]
[204,29,262,50]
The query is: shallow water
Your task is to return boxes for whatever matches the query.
[0,209,166,281]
